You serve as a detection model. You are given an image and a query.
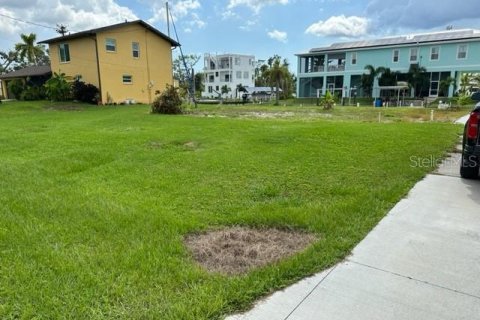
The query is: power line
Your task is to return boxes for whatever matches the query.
[0,13,57,31]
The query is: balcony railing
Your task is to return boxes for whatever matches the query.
[327,65,345,72]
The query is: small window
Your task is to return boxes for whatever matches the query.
[392,49,399,63]
[209,75,214,82]
[430,47,439,60]
[236,71,242,79]
[122,75,132,84]
[106,38,116,52]
[59,43,70,63]
[216,86,219,91]
[208,86,212,93]
[409,48,418,62]
[235,57,241,65]
[351,52,357,65]
[457,44,467,59]
[132,42,140,58]
[243,71,249,79]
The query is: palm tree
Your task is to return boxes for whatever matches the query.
[378,68,399,86]
[439,76,455,97]
[15,33,45,66]
[407,64,428,97]
[361,65,385,97]
[264,56,289,105]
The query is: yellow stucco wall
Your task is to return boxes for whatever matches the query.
[49,37,99,87]
[48,22,174,104]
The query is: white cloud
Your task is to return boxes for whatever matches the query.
[227,0,289,14]
[305,15,370,37]
[0,0,138,36]
[149,0,201,24]
[268,29,287,43]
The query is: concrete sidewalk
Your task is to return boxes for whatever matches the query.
[227,147,480,319]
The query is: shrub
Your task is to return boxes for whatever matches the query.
[7,79,25,99]
[72,80,99,104]
[44,72,72,101]
[20,85,46,101]
[151,85,183,114]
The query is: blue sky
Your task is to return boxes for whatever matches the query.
[1,0,480,72]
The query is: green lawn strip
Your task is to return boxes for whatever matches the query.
[0,101,461,319]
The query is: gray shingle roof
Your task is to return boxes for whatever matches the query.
[0,65,51,79]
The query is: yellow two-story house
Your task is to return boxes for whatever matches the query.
[40,20,179,104]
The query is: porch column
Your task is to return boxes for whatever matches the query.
[448,70,455,98]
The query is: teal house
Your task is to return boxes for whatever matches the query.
[297,29,480,100]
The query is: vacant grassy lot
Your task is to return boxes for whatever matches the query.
[0,101,462,319]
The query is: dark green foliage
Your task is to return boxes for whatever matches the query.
[72,80,99,104]
[7,79,25,99]
[44,72,71,101]
[151,85,183,114]
[20,85,46,100]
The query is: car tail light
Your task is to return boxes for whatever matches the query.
[467,112,480,140]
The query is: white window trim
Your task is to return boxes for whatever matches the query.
[457,44,468,60]
[59,43,70,63]
[392,49,399,63]
[106,38,117,52]
[430,46,440,61]
[351,52,357,65]
[409,48,418,62]
[132,42,140,59]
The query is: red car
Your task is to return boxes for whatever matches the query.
[460,97,480,179]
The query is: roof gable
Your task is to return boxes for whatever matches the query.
[39,20,179,47]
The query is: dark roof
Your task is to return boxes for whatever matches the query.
[0,65,51,79]
[300,29,480,55]
[39,20,179,47]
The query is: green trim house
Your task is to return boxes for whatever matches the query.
[297,29,480,100]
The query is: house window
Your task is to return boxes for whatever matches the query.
[430,47,439,60]
[236,71,242,79]
[351,52,357,65]
[243,71,249,79]
[208,86,212,93]
[215,86,219,91]
[409,48,418,62]
[392,49,399,63]
[106,38,116,52]
[122,75,132,84]
[225,74,230,82]
[132,42,140,58]
[235,57,241,65]
[457,44,467,59]
[59,43,70,63]
[209,75,214,82]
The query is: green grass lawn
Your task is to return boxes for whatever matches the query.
[0,101,462,319]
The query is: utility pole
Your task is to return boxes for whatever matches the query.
[56,24,68,36]
[166,2,170,37]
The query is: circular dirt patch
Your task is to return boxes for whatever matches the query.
[184,227,317,275]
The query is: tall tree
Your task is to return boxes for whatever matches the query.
[0,50,19,73]
[360,65,385,97]
[378,68,399,86]
[407,64,428,97]
[15,33,46,66]
[256,55,294,105]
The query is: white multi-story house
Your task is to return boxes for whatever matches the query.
[202,53,255,98]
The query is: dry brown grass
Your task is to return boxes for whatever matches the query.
[184,227,317,275]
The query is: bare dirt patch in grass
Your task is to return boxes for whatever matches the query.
[185,227,317,275]
[44,104,83,111]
